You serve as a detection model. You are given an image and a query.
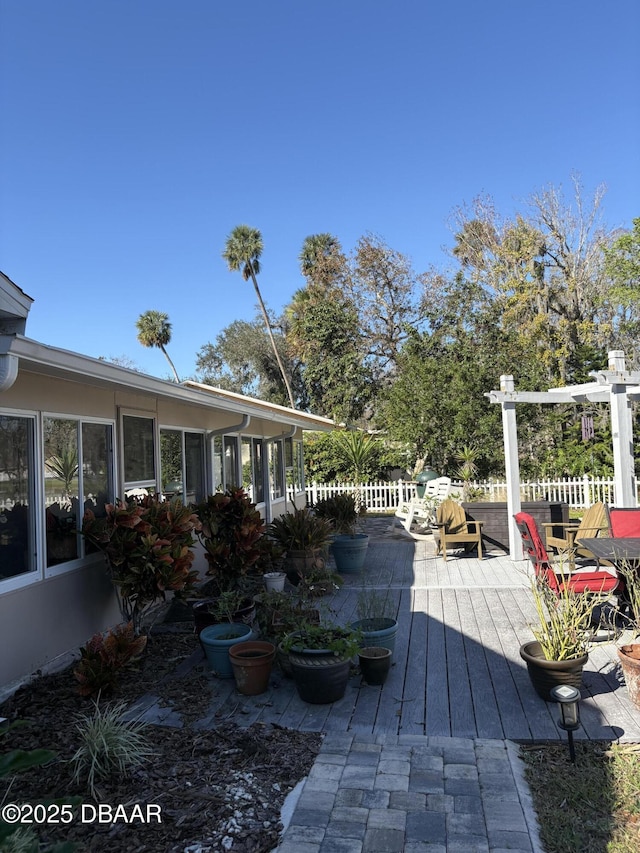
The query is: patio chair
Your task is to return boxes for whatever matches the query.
[391,476,451,539]
[541,501,608,569]
[606,506,640,538]
[514,511,620,596]
[435,498,483,560]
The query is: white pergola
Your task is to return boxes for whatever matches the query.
[486,351,640,560]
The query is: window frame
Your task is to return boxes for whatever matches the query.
[0,408,39,593]
[159,425,207,505]
[43,412,115,579]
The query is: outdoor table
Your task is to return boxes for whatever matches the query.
[577,537,640,570]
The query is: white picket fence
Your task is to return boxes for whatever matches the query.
[305,475,631,512]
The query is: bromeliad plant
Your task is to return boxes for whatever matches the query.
[313,493,359,535]
[267,507,333,553]
[82,495,201,633]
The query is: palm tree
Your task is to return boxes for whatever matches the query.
[135,310,180,383]
[299,233,344,288]
[222,225,296,408]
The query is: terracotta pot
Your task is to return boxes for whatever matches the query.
[229,641,276,696]
[618,644,640,709]
[519,640,588,701]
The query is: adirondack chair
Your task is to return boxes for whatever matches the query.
[391,477,452,539]
[435,498,483,560]
[514,511,620,596]
[541,501,608,568]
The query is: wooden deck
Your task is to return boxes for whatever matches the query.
[191,517,640,743]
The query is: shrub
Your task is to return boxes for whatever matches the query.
[73,622,147,698]
[70,701,154,798]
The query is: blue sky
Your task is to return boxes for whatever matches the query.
[1,1,639,382]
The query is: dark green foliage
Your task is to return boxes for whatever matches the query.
[195,488,266,592]
[267,508,333,552]
[313,493,358,534]
[303,432,406,482]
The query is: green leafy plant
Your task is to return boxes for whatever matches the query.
[70,700,154,799]
[82,495,201,632]
[267,508,333,552]
[195,488,266,593]
[313,493,359,535]
[194,589,252,623]
[282,622,361,659]
[0,721,75,852]
[253,590,320,642]
[73,622,147,697]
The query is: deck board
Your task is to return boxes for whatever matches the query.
[193,517,640,742]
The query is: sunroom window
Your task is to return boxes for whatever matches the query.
[160,429,205,505]
[0,414,36,582]
[44,417,114,567]
[241,436,264,504]
[122,414,156,493]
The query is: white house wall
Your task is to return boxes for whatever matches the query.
[0,368,307,691]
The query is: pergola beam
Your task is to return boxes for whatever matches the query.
[486,350,639,560]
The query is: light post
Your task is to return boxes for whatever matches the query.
[550,684,581,762]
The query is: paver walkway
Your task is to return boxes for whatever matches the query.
[273,732,544,853]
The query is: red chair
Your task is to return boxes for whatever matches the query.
[606,507,640,538]
[514,511,621,596]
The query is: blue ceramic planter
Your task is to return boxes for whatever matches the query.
[330,533,369,574]
[200,622,254,678]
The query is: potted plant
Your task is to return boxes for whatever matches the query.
[315,493,369,574]
[282,622,361,704]
[350,584,398,658]
[195,488,266,593]
[82,495,201,634]
[253,589,321,676]
[192,588,257,636]
[615,563,640,709]
[519,571,607,700]
[267,508,333,579]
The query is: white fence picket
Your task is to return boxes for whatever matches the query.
[304,475,632,512]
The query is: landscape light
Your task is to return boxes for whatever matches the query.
[550,684,581,762]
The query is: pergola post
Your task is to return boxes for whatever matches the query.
[607,351,637,507]
[500,375,523,560]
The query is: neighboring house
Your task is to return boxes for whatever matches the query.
[0,272,335,689]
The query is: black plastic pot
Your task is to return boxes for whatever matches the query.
[519,640,588,701]
[358,646,392,686]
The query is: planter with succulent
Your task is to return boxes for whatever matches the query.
[282,622,362,704]
[267,507,333,579]
[82,495,201,634]
[519,571,607,700]
[615,563,640,709]
[350,584,398,657]
[315,492,369,574]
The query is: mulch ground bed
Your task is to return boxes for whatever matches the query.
[1,626,322,852]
